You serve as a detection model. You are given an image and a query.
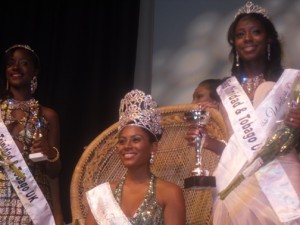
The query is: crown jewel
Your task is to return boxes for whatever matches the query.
[5,44,40,65]
[5,44,35,54]
[118,89,162,140]
[235,1,269,19]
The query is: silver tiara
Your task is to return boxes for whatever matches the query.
[5,44,40,64]
[235,1,269,19]
[118,89,162,140]
[5,44,35,54]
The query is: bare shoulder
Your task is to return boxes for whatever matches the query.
[40,105,59,122]
[155,177,186,224]
[156,178,182,191]
[156,178,183,201]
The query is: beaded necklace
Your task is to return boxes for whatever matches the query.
[241,73,265,95]
[114,173,160,224]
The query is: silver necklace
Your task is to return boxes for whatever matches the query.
[241,74,265,94]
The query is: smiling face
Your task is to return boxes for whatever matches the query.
[234,16,268,64]
[5,48,39,92]
[117,126,157,169]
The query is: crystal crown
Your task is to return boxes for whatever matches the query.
[235,1,269,19]
[118,89,162,140]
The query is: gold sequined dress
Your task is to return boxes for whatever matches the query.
[0,98,52,225]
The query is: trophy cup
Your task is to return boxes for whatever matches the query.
[184,109,216,189]
[29,121,48,162]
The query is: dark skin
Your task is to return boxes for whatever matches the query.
[85,126,186,225]
[4,47,64,225]
[192,85,217,104]
[186,17,300,155]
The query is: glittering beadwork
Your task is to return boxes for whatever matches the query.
[235,1,269,19]
[1,99,43,154]
[114,174,163,225]
[0,98,52,224]
[118,89,162,140]
[241,74,265,95]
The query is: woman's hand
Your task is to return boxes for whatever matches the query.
[185,126,225,156]
[284,108,300,129]
[196,101,219,110]
[184,126,206,147]
[30,137,58,160]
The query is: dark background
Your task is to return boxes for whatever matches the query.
[0,1,140,223]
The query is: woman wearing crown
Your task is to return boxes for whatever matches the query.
[84,89,186,225]
[0,45,64,224]
[186,1,300,224]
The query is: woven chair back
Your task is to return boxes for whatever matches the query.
[70,104,228,225]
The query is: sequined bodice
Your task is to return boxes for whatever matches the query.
[114,174,164,225]
[0,98,52,224]
[0,98,48,156]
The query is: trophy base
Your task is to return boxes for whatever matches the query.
[184,175,216,189]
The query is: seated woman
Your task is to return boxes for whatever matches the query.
[84,89,186,225]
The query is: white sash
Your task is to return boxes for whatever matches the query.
[215,69,300,222]
[0,114,55,225]
[86,182,131,225]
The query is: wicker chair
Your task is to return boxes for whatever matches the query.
[70,104,228,225]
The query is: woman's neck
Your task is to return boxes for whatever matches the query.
[243,61,265,78]
[8,89,33,101]
[125,169,152,184]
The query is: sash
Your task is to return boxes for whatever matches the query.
[86,182,131,225]
[215,69,300,222]
[0,114,55,225]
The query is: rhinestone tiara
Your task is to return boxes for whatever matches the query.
[235,1,269,19]
[118,89,162,140]
[5,44,40,64]
[6,44,35,54]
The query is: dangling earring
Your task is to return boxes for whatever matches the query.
[235,51,239,67]
[6,81,9,91]
[150,152,154,164]
[30,76,38,94]
[267,43,271,61]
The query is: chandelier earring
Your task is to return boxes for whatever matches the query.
[235,52,240,67]
[150,152,155,164]
[30,76,38,94]
[267,43,271,61]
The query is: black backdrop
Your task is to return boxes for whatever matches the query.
[0,1,140,223]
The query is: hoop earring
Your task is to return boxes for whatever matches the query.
[150,152,154,164]
[31,76,38,94]
[235,51,239,67]
[267,43,271,61]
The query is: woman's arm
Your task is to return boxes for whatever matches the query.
[31,106,61,178]
[30,106,64,224]
[161,182,186,225]
[185,127,226,156]
[48,177,64,225]
[284,108,300,129]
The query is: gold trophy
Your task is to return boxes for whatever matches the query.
[29,121,48,162]
[184,109,216,189]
